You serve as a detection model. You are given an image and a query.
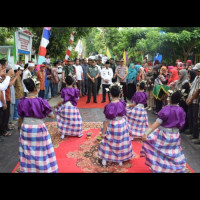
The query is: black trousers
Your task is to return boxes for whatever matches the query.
[188,103,199,138]
[38,90,45,99]
[102,84,111,102]
[87,79,97,102]
[120,82,127,101]
[127,83,136,100]
[0,101,10,132]
[155,98,163,113]
[179,100,189,131]
[97,77,101,95]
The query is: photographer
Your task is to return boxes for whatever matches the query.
[0,59,14,140]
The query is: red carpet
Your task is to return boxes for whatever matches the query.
[77,94,109,109]
[12,122,195,173]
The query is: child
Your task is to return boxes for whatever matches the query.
[98,84,134,166]
[18,78,58,173]
[140,91,186,173]
[126,81,148,140]
[55,75,82,139]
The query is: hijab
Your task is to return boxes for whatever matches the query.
[127,63,137,84]
[167,68,179,85]
[160,66,168,75]
[134,65,142,72]
[168,66,175,73]
[189,70,196,83]
[175,69,188,89]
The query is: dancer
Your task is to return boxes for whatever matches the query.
[126,81,148,140]
[18,78,58,173]
[98,83,134,166]
[55,75,83,139]
[140,91,186,173]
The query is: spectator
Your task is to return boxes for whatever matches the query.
[81,58,88,96]
[44,63,52,100]
[101,61,113,103]
[45,53,51,64]
[114,59,128,102]
[50,61,59,97]
[22,63,35,97]
[74,59,83,96]
[57,60,63,93]
[37,64,46,99]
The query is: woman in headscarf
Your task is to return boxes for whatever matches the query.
[186,60,193,71]
[168,66,175,73]
[167,68,179,89]
[174,69,190,133]
[126,63,137,100]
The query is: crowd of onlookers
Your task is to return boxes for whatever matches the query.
[1,54,200,145]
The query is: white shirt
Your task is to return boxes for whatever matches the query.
[101,67,113,85]
[188,75,200,104]
[74,65,83,81]
[57,65,63,79]
[0,76,11,107]
[22,69,32,93]
[96,65,102,75]
[45,58,51,64]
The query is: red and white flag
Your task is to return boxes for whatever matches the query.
[65,32,74,63]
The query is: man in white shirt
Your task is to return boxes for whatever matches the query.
[74,59,83,95]
[0,63,14,141]
[101,61,113,103]
[22,63,35,97]
[96,57,102,95]
[57,60,63,93]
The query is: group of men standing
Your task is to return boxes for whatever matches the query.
[61,56,127,104]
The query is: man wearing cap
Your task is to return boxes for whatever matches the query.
[50,61,60,97]
[13,65,24,121]
[22,62,35,97]
[44,63,52,100]
[74,59,84,95]
[114,59,128,102]
[109,58,116,83]
[86,59,100,103]
[101,61,113,103]
[96,57,104,95]
[37,64,46,99]
[186,63,200,144]
[57,60,63,93]
[61,58,76,89]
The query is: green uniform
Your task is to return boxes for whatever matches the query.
[86,65,99,102]
[61,64,76,89]
[109,63,116,82]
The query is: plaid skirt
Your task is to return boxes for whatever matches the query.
[98,117,134,162]
[55,102,82,137]
[140,127,186,173]
[19,122,58,173]
[126,106,148,137]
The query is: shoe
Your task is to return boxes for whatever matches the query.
[7,127,14,131]
[148,107,152,111]
[3,131,12,136]
[60,135,64,140]
[94,101,98,103]
[86,101,90,104]
[118,161,123,166]
[101,100,105,103]
[78,134,83,138]
[193,140,200,145]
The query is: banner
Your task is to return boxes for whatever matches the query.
[123,50,129,65]
[106,47,114,59]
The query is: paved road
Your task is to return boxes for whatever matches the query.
[0,95,200,173]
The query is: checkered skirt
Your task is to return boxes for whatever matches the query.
[55,103,82,137]
[98,118,134,162]
[19,123,58,173]
[140,127,186,173]
[126,106,148,137]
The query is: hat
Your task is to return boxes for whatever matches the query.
[192,63,200,71]
[115,58,120,62]
[13,65,20,71]
[119,59,124,62]
[67,58,72,62]
[7,63,14,70]
[0,58,7,65]
[28,63,35,67]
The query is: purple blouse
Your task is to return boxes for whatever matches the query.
[104,100,126,120]
[157,105,186,129]
[61,87,80,106]
[17,97,52,119]
[131,92,148,105]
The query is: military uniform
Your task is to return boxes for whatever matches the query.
[109,62,116,83]
[61,59,76,90]
[86,62,99,103]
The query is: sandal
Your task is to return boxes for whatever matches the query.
[3,132,12,136]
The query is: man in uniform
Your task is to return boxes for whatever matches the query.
[86,59,100,104]
[61,58,76,89]
[115,58,120,68]
[109,58,116,83]
[96,57,103,95]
